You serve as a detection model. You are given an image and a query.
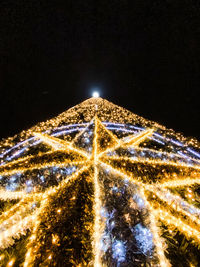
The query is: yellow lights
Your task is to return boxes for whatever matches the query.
[159,176,200,188]
[92,117,104,267]
[100,160,142,187]
[33,132,71,150]
[123,128,154,147]
[52,234,60,245]
[155,209,200,245]
[93,116,120,156]
[92,165,102,267]
[102,155,200,171]
[57,208,61,213]
[137,188,171,267]
[22,165,90,267]
[48,254,52,260]
[0,155,86,177]
[187,188,192,193]
[0,254,5,261]
[98,124,153,158]
[33,132,89,159]
[0,188,25,200]
[7,258,15,267]
[0,214,35,249]
[145,187,200,228]
[0,102,200,267]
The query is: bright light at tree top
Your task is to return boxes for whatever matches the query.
[92,91,100,98]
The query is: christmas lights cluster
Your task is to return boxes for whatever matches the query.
[0,97,200,266]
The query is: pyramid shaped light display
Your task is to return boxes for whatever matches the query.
[0,98,200,267]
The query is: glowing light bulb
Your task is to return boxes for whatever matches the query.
[7,258,15,267]
[92,91,100,98]
[0,254,5,261]
[57,209,61,213]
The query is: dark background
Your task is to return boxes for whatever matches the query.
[0,0,199,139]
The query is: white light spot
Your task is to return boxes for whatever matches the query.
[92,91,100,98]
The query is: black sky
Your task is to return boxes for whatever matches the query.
[0,0,199,140]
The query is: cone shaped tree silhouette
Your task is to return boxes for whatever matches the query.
[0,98,200,267]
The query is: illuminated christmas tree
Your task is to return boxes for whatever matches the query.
[0,97,200,266]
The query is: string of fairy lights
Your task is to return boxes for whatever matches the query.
[0,98,200,266]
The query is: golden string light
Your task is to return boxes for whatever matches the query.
[92,117,103,267]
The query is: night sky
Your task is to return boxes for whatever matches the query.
[0,1,199,140]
